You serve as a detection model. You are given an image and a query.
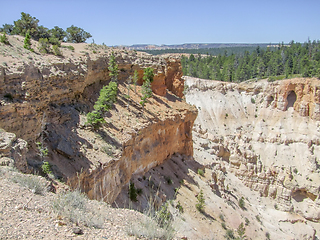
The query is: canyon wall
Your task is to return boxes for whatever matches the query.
[0,41,196,203]
[185,76,320,222]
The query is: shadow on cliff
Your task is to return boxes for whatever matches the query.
[30,103,121,180]
[113,153,205,212]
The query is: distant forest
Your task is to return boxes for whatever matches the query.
[179,40,320,82]
[144,45,274,56]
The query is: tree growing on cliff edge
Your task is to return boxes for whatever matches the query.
[108,52,119,83]
[140,67,154,107]
[23,31,33,51]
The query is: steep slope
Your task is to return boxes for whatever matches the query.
[0,36,197,203]
[183,76,320,238]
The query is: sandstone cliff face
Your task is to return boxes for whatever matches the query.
[0,39,196,204]
[0,46,184,143]
[185,76,320,222]
[72,109,196,202]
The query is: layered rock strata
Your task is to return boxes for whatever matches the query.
[0,39,196,203]
[185,76,320,222]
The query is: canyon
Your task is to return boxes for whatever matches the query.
[1,36,320,239]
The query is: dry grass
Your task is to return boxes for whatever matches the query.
[127,194,176,240]
[10,170,46,195]
[52,190,105,228]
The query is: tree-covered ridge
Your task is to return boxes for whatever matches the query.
[181,40,320,82]
[0,12,92,43]
[144,45,274,56]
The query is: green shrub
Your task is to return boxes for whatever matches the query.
[140,67,154,106]
[36,142,48,159]
[219,213,225,222]
[38,38,50,54]
[176,201,183,213]
[94,81,118,112]
[52,45,62,56]
[237,222,246,239]
[23,32,33,51]
[196,189,205,212]
[62,45,75,51]
[225,229,235,239]
[0,32,9,45]
[129,182,137,202]
[165,176,172,185]
[245,217,250,226]
[251,97,255,104]
[86,110,105,128]
[41,161,52,175]
[238,196,245,209]
[197,168,204,176]
[156,203,172,227]
[221,222,227,230]
[48,37,60,46]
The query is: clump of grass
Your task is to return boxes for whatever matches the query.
[52,190,104,228]
[219,213,225,222]
[11,173,46,195]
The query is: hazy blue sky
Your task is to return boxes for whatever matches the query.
[0,0,319,46]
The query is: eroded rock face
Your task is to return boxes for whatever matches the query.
[0,45,196,204]
[71,110,196,203]
[0,50,185,143]
[185,76,320,222]
[0,130,28,171]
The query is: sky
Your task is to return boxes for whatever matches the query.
[0,0,320,46]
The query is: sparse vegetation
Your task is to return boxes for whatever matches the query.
[38,38,50,53]
[237,222,246,239]
[52,44,62,56]
[41,161,52,175]
[140,67,154,106]
[52,190,104,228]
[245,217,250,226]
[266,232,270,240]
[197,168,204,176]
[23,31,33,51]
[196,189,205,212]
[129,182,138,202]
[238,196,245,209]
[0,32,9,45]
[108,51,119,83]
[11,173,46,195]
[165,176,172,185]
[255,215,262,224]
[225,229,235,239]
[176,201,183,213]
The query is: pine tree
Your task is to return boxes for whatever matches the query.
[140,67,154,107]
[108,52,119,83]
[23,31,33,51]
